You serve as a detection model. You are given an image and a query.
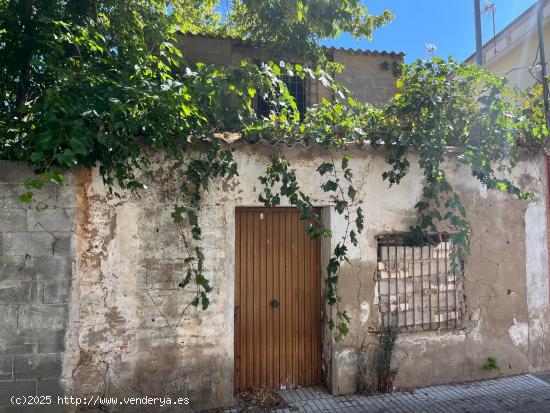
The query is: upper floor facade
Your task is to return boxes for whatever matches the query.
[177,33,404,109]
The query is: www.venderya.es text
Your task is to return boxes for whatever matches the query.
[11,395,190,407]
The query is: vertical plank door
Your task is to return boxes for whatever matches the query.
[234,207,322,392]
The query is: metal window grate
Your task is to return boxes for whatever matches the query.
[257,74,306,120]
[376,233,464,332]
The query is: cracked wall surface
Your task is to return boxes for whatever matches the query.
[0,146,549,411]
[326,151,550,394]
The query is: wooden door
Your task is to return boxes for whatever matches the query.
[234,207,322,392]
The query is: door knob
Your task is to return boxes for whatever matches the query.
[271,298,280,308]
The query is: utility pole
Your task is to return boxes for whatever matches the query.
[537,0,550,131]
[474,0,483,65]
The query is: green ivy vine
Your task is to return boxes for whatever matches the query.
[257,152,364,341]
[2,1,546,341]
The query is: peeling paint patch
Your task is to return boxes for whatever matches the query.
[373,282,379,305]
[529,317,544,338]
[336,348,355,375]
[469,309,482,343]
[525,203,549,312]
[508,318,528,347]
[360,302,370,325]
[479,185,488,199]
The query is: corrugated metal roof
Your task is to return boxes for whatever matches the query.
[178,31,404,58]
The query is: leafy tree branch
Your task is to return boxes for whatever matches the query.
[1,0,545,339]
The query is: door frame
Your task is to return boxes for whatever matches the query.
[233,206,331,393]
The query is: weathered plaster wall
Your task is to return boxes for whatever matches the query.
[60,144,550,412]
[0,161,76,409]
[62,165,235,411]
[1,145,548,411]
[312,149,550,394]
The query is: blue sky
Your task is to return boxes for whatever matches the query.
[321,0,538,63]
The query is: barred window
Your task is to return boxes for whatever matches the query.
[257,74,306,120]
[376,233,464,332]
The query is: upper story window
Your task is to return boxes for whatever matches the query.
[376,233,464,332]
[256,73,306,120]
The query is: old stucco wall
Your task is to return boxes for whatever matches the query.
[1,144,548,411]
[221,145,550,395]
[58,144,550,411]
[313,148,550,394]
[62,166,235,411]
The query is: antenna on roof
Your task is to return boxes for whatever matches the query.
[482,0,497,55]
[425,43,437,59]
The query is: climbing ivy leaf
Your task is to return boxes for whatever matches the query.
[317,163,334,175]
[321,180,338,192]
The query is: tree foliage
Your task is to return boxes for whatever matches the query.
[0,0,545,340]
[227,0,392,61]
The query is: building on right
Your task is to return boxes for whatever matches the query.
[465,0,550,89]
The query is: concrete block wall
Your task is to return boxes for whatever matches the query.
[334,51,399,107]
[0,161,75,408]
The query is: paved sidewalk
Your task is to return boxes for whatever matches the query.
[274,374,550,412]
